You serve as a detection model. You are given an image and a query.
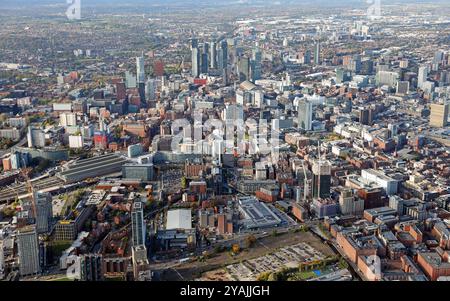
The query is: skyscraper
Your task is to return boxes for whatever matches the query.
[359,107,374,126]
[251,48,262,82]
[35,191,53,234]
[201,42,209,74]
[418,66,428,89]
[191,38,198,49]
[191,46,201,78]
[17,225,40,276]
[145,78,157,102]
[312,160,331,199]
[210,40,217,69]
[314,42,321,65]
[430,103,449,128]
[302,50,311,65]
[125,71,137,88]
[298,100,313,131]
[136,56,145,84]
[218,40,228,71]
[238,56,250,82]
[131,201,146,246]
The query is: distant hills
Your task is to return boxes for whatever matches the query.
[1,0,449,10]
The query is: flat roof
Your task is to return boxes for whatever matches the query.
[166,209,192,230]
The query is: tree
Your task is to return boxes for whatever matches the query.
[245,235,257,248]
[181,176,187,189]
[257,272,270,281]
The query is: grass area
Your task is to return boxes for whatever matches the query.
[295,271,317,280]
[49,241,73,257]
[50,277,73,281]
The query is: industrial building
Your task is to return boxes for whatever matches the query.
[122,163,154,182]
[166,209,192,230]
[238,196,282,229]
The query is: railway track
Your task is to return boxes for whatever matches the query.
[0,176,65,203]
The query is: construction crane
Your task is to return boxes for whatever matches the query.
[301,160,309,202]
[19,156,36,218]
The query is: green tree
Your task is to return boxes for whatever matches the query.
[181,176,187,189]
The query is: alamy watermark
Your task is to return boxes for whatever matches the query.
[366,0,382,20]
[66,0,81,20]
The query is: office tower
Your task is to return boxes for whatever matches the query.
[251,48,262,82]
[314,42,321,65]
[116,82,127,101]
[339,188,364,216]
[396,81,410,95]
[191,46,201,78]
[131,201,146,246]
[222,68,229,86]
[238,56,250,82]
[59,112,77,127]
[350,55,362,73]
[312,160,331,199]
[210,40,217,69]
[80,254,103,281]
[336,68,352,84]
[418,66,428,89]
[10,152,24,170]
[191,38,198,49]
[360,58,374,75]
[27,126,46,148]
[303,50,311,65]
[222,104,244,121]
[201,43,209,74]
[138,82,146,104]
[359,107,374,126]
[434,50,445,64]
[376,71,400,87]
[17,225,40,276]
[35,192,53,234]
[132,245,150,281]
[298,100,313,131]
[125,71,137,88]
[136,56,145,84]
[388,123,399,137]
[145,78,157,102]
[399,59,409,69]
[218,40,228,71]
[430,103,449,128]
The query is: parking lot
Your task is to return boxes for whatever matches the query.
[226,242,327,281]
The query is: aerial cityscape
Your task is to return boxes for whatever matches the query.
[0,0,450,284]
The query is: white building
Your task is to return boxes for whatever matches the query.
[69,135,83,149]
[361,169,399,196]
[222,104,244,121]
[60,113,77,127]
[166,209,192,230]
